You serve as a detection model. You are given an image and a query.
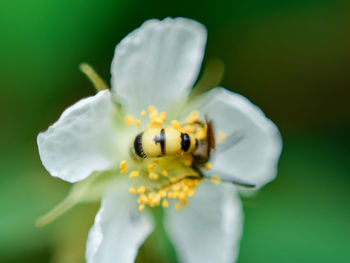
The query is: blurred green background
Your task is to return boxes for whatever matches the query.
[1,0,349,262]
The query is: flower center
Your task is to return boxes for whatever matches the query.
[120,106,215,211]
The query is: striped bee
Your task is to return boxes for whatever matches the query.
[131,116,255,188]
[131,117,215,165]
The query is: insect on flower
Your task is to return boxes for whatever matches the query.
[37,17,282,263]
[131,114,256,188]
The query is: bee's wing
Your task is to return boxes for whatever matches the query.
[217,130,244,154]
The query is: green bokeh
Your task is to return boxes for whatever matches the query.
[1,0,349,262]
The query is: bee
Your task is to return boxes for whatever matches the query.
[132,126,198,159]
[131,116,255,188]
[131,115,213,159]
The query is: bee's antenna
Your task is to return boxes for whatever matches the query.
[217,130,245,153]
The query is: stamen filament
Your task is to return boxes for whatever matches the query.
[79,63,109,92]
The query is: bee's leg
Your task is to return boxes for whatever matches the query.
[191,165,205,179]
[193,165,256,188]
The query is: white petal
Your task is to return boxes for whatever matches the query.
[193,88,282,188]
[111,17,207,114]
[37,90,122,183]
[86,179,154,263]
[164,181,243,263]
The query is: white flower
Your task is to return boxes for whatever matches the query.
[37,18,282,263]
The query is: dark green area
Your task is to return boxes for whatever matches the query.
[0,0,349,262]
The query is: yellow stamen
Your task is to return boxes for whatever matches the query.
[210,175,222,184]
[79,63,109,92]
[135,119,141,126]
[175,203,182,211]
[124,114,134,126]
[162,200,169,208]
[120,160,127,169]
[181,125,195,134]
[149,172,159,180]
[160,111,166,122]
[139,204,145,211]
[159,190,167,197]
[162,170,168,177]
[137,194,148,204]
[129,170,139,179]
[204,162,212,170]
[187,189,195,197]
[186,111,200,123]
[140,110,146,117]
[148,105,156,113]
[183,156,193,166]
[129,187,137,194]
[181,197,188,206]
[120,160,127,174]
[137,186,146,194]
[148,161,158,171]
[151,118,163,126]
[171,120,181,129]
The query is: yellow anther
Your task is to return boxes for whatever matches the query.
[148,162,158,171]
[129,187,137,194]
[162,170,168,177]
[173,191,180,199]
[151,117,163,125]
[171,120,181,129]
[129,171,139,179]
[137,186,146,194]
[186,111,200,123]
[152,195,161,203]
[168,192,174,199]
[124,114,134,126]
[181,125,195,133]
[135,119,141,126]
[183,158,193,167]
[172,183,181,191]
[204,162,212,170]
[170,176,180,183]
[187,189,195,197]
[148,105,157,113]
[217,130,227,144]
[120,160,127,169]
[175,203,182,211]
[159,190,167,197]
[210,175,222,184]
[139,194,148,203]
[140,110,146,117]
[181,197,188,206]
[121,168,128,174]
[160,111,166,122]
[182,185,189,192]
[139,204,145,211]
[149,172,159,180]
[162,200,169,208]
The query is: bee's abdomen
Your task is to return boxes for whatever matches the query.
[132,127,197,158]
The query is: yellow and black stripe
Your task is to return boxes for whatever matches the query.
[132,127,197,159]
